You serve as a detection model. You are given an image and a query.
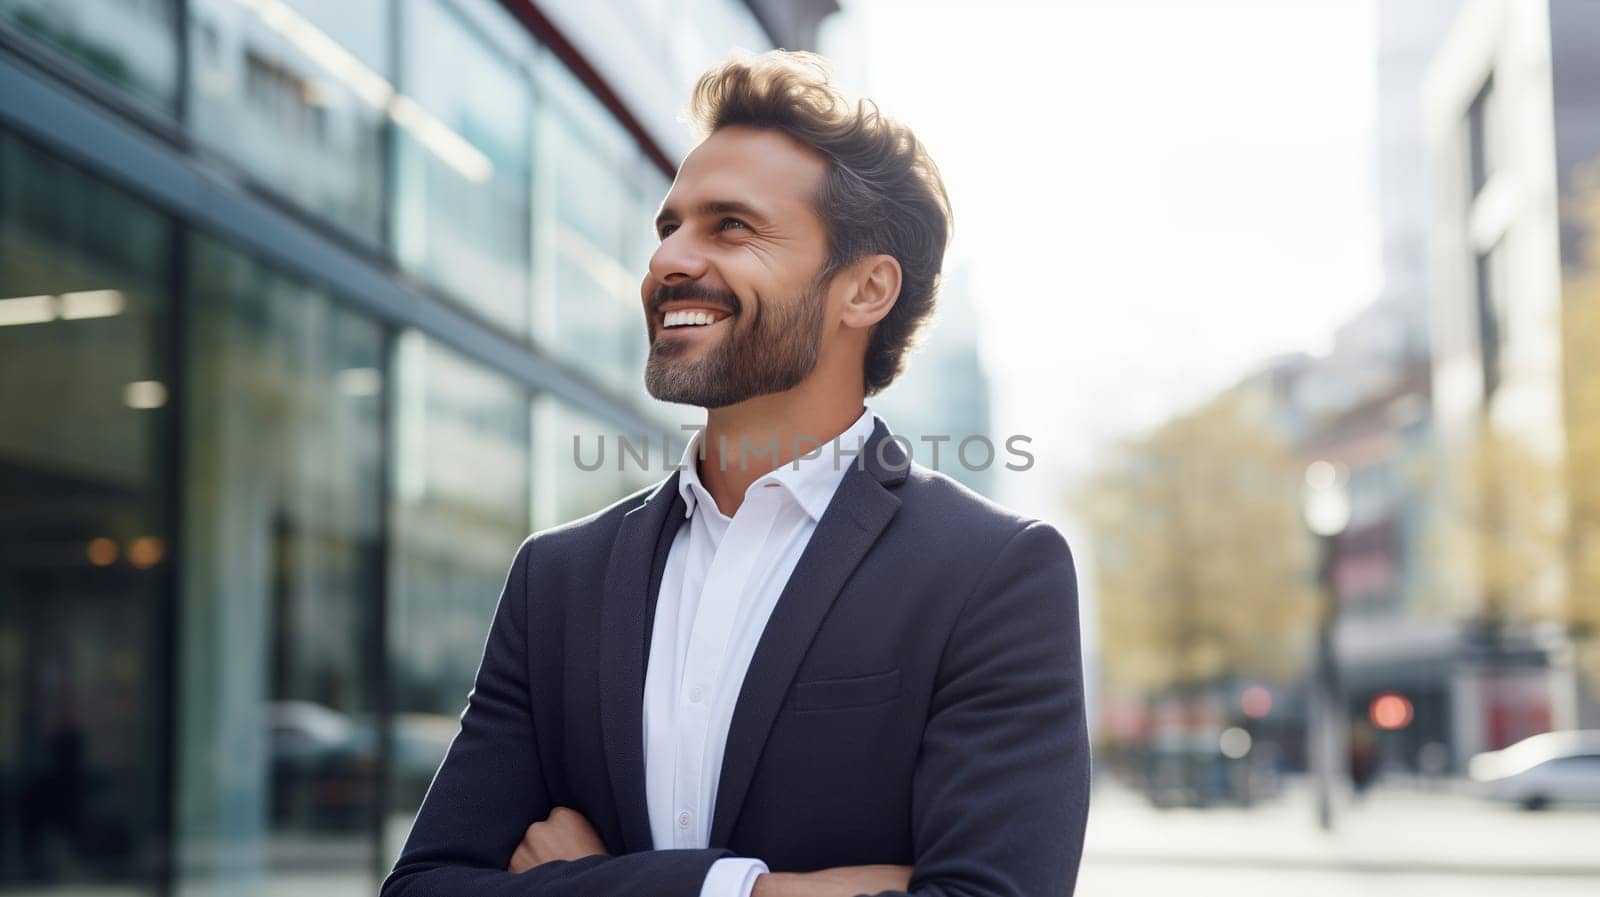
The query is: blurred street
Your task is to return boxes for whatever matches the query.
[1080,777,1600,893]
[1079,864,1600,897]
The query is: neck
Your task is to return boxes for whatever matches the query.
[696,382,865,518]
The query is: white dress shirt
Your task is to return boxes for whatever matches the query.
[643,407,878,897]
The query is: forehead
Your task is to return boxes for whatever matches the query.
[665,125,827,216]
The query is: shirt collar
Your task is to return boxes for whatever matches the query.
[675,407,877,522]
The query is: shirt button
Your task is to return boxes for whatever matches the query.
[678,811,691,828]
[689,686,705,703]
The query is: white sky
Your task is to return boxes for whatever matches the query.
[821,0,1380,519]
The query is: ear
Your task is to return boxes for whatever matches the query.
[839,254,902,331]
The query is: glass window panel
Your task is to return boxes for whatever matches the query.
[385,332,529,858]
[585,0,771,105]
[682,0,770,69]
[531,396,657,532]
[535,54,635,169]
[624,161,673,387]
[187,0,389,241]
[533,60,652,396]
[392,0,531,335]
[0,133,171,894]
[628,162,673,276]
[179,234,385,895]
[0,0,181,115]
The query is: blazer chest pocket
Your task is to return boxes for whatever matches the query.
[790,668,901,712]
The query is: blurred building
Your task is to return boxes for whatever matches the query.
[1375,0,1467,332]
[1229,315,1438,775]
[1231,0,1594,782]
[0,1,835,894]
[1269,0,1468,780]
[1205,0,1463,777]
[1251,0,1600,784]
[1422,0,1600,767]
[1297,354,1444,774]
[869,263,997,496]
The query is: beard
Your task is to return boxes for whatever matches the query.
[644,275,829,408]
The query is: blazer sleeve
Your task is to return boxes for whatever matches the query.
[867,520,1092,897]
[381,539,733,897]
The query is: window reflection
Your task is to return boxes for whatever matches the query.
[0,134,172,894]
[626,161,673,383]
[604,0,770,110]
[532,396,657,532]
[181,234,385,894]
[393,0,531,335]
[386,332,529,858]
[534,58,665,396]
[187,0,390,241]
[0,0,181,115]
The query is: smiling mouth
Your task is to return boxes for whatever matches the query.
[659,309,734,330]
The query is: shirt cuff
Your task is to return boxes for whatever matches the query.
[699,856,771,897]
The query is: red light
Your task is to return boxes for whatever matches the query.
[1369,693,1414,730]
[1241,686,1272,719]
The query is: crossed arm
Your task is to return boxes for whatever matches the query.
[381,521,1089,897]
[507,805,912,897]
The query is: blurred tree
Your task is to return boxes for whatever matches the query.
[1080,389,1317,696]
[1426,419,1568,627]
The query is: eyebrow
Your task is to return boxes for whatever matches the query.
[655,200,771,232]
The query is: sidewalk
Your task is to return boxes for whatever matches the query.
[1083,776,1600,877]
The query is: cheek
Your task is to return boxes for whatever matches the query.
[704,257,764,309]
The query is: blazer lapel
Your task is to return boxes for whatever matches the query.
[598,472,684,853]
[708,417,909,847]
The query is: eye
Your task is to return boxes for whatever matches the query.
[657,223,679,239]
[718,217,749,232]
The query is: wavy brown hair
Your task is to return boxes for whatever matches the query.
[688,50,953,396]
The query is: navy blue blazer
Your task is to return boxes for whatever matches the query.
[381,417,1090,896]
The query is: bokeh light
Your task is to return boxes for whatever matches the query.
[1220,727,1253,760]
[1369,693,1414,731]
[127,536,165,569]
[86,537,117,567]
[1240,685,1273,719]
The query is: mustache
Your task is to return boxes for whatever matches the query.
[647,282,740,316]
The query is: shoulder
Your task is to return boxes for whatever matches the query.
[888,462,1077,594]
[888,465,1080,643]
[895,461,1068,550]
[514,478,668,570]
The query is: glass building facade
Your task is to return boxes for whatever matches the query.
[0,0,793,893]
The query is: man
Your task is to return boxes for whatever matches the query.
[381,50,1089,897]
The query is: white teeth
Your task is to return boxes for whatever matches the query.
[663,310,725,327]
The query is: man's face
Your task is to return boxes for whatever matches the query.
[642,126,834,408]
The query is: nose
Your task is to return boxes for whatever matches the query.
[647,228,710,286]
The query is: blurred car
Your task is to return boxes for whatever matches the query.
[1468,729,1600,810]
[266,701,459,828]
[267,700,376,830]
[1135,731,1271,808]
[390,712,459,807]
